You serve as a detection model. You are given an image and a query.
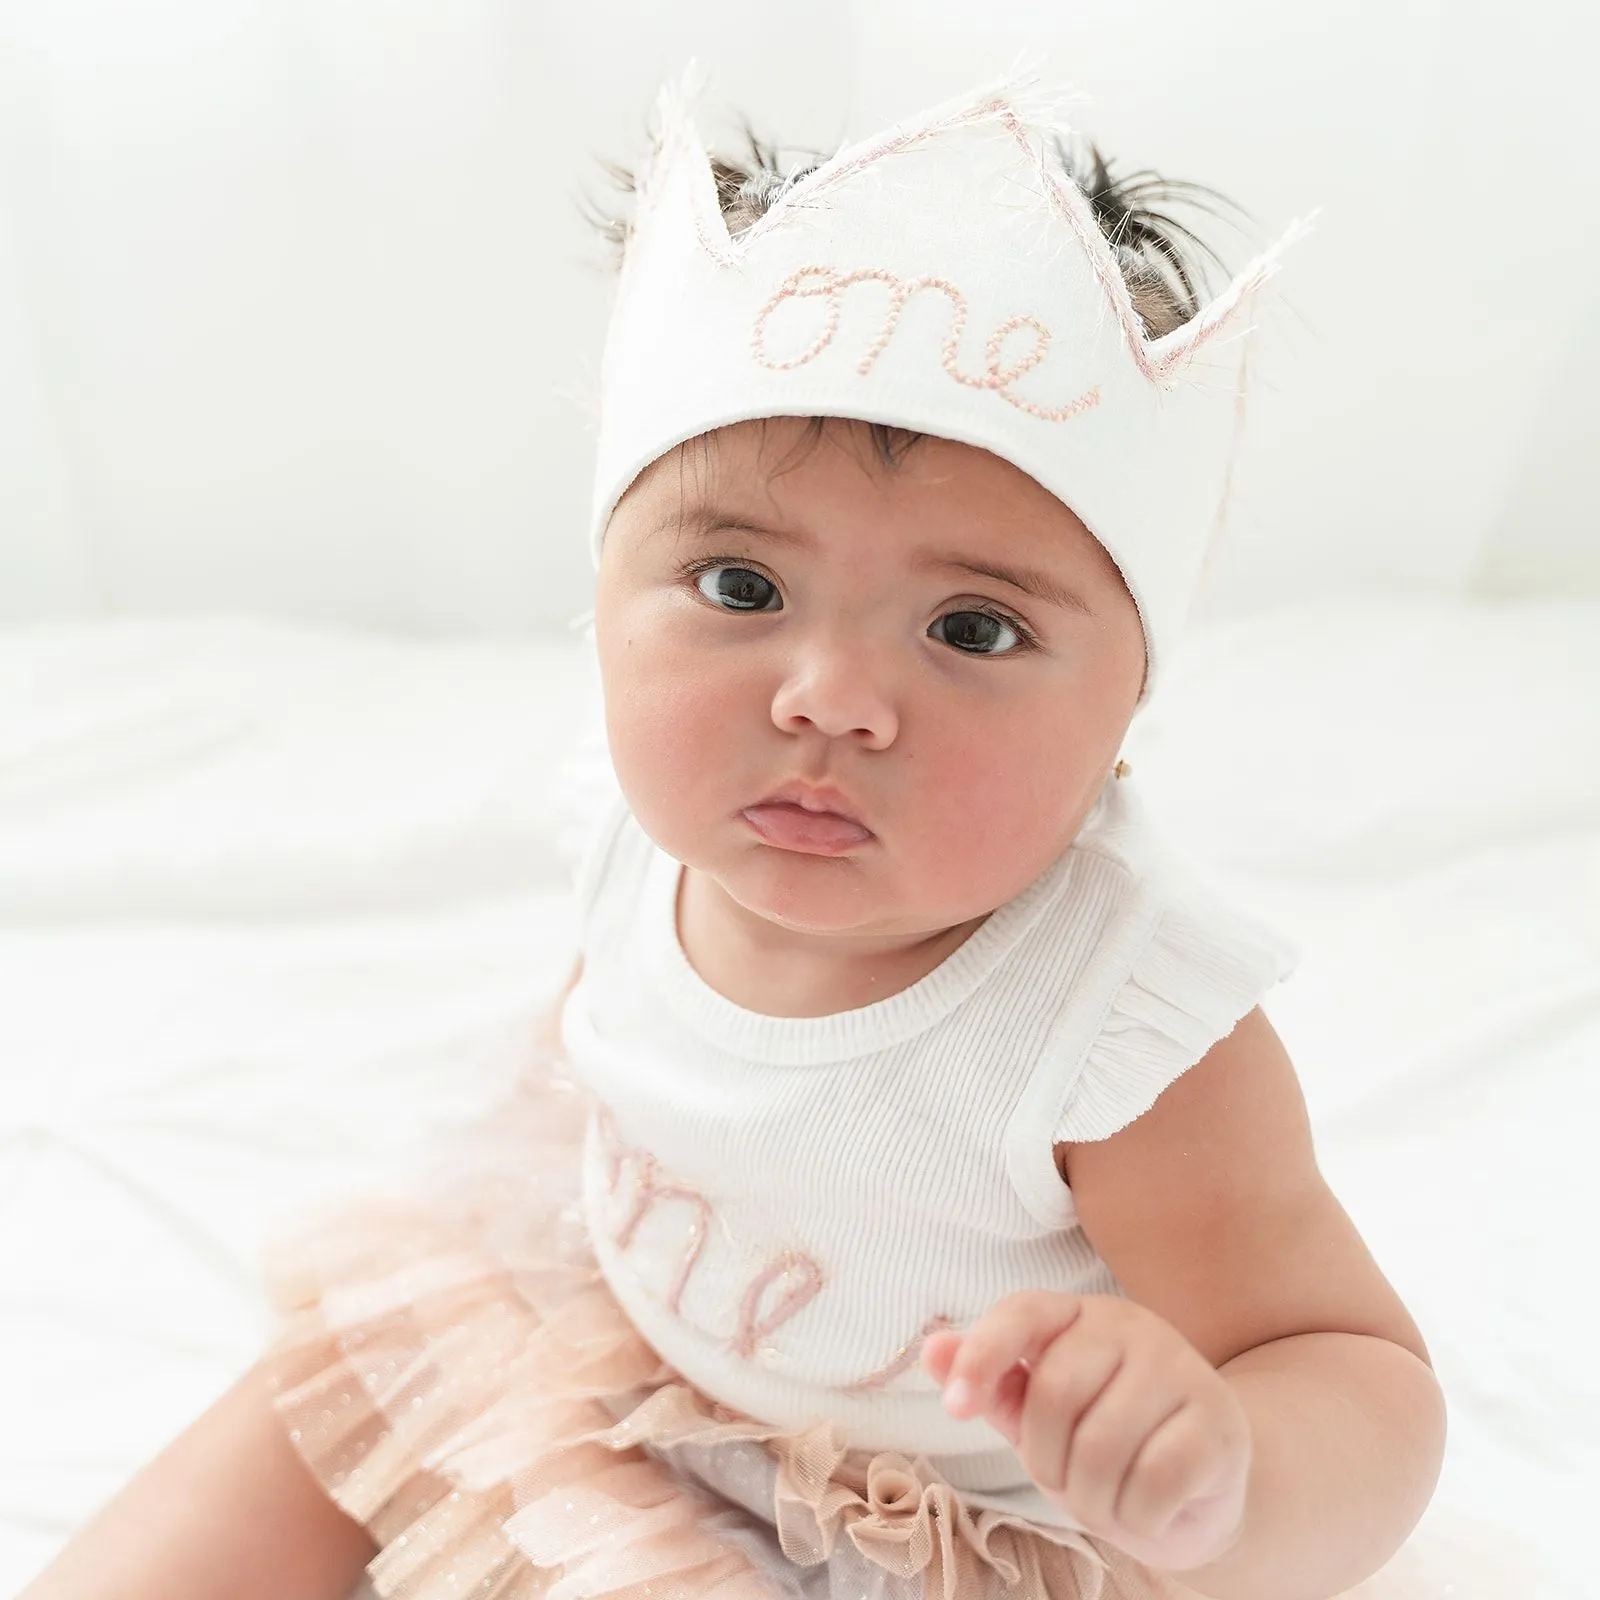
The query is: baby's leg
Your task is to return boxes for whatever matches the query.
[19,1354,377,1600]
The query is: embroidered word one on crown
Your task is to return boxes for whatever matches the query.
[750,264,1102,424]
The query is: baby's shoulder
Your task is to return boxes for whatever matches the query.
[1057,1002,1428,1372]
[1002,777,1301,1223]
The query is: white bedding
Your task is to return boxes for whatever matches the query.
[1,598,1594,1597]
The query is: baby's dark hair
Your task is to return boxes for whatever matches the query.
[581,112,1248,472]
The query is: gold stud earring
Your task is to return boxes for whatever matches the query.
[1113,760,1131,780]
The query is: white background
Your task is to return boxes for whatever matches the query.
[2,0,1596,632]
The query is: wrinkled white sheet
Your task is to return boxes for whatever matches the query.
[1,599,1593,1597]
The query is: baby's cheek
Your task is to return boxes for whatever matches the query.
[605,649,748,835]
[907,730,1090,899]
[916,734,1053,843]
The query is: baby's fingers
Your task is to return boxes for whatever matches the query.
[1039,1367,1191,1529]
[920,1329,962,1385]
[939,1292,1085,1419]
[1110,1402,1223,1540]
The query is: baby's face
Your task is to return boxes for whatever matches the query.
[594,418,1145,941]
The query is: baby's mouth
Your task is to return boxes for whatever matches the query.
[741,782,875,855]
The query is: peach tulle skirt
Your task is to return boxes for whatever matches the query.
[260,1059,1520,1600]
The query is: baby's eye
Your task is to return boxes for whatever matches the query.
[932,609,1026,655]
[695,566,781,612]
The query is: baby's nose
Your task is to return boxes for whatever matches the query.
[769,641,898,749]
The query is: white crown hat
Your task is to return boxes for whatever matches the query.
[588,67,1314,705]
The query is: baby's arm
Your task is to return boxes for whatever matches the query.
[929,1005,1444,1599]
[1058,1006,1445,1598]
[17,1355,377,1600]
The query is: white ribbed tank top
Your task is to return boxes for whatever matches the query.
[558,769,1298,1533]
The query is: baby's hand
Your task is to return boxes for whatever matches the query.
[921,1292,1250,1573]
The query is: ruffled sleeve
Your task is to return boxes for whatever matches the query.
[1049,874,1300,1146]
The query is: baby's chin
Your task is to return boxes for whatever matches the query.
[705,841,1004,944]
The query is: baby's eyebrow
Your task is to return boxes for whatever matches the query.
[916,553,1096,617]
[666,499,810,549]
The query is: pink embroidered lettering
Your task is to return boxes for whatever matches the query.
[593,1104,956,1385]
[750,264,1102,423]
[597,1108,712,1316]
[731,1249,826,1359]
[838,1314,956,1392]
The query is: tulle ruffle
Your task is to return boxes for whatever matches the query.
[259,1060,1205,1600]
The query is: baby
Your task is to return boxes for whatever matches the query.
[22,71,1445,1600]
